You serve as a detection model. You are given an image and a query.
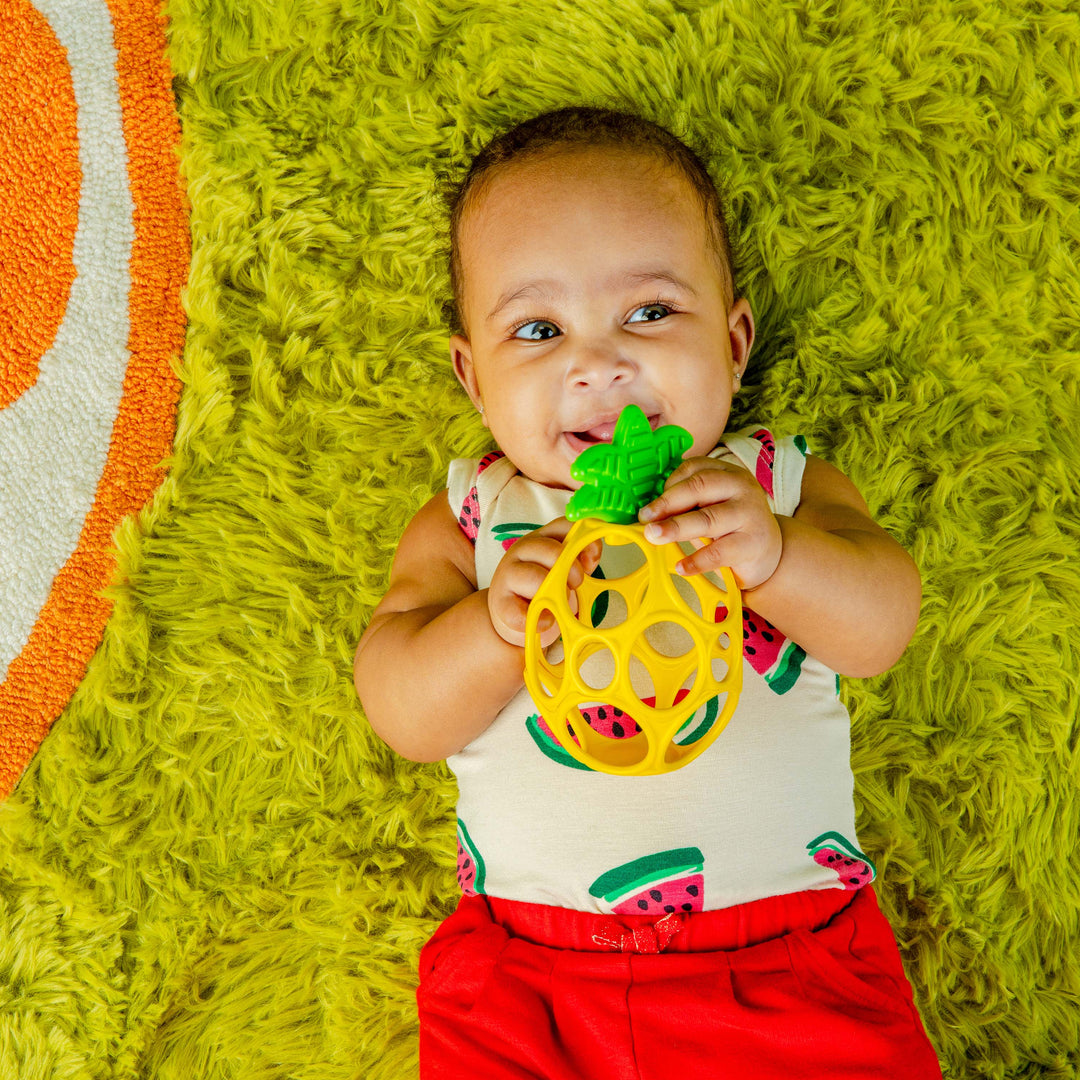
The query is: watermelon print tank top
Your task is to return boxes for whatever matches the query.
[446,428,876,914]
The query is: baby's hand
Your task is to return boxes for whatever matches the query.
[638,458,782,589]
[487,518,602,648]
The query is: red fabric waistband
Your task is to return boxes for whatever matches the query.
[483,886,858,954]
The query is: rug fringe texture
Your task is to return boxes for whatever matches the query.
[2,0,1079,1076]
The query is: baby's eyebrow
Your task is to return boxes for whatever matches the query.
[486,269,698,323]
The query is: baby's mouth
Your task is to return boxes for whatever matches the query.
[565,412,660,450]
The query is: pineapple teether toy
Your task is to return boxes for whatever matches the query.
[523,405,743,776]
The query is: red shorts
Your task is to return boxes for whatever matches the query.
[417,885,942,1079]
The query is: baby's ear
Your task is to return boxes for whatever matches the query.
[450,334,483,414]
[728,297,755,372]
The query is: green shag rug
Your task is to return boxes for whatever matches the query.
[3,0,1079,1076]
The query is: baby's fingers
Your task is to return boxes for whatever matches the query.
[640,464,737,521]
[642,505,722,548]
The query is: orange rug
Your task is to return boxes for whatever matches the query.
[0,0,188,798]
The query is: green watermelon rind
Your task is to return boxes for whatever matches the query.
[525,714,595,771]
[764,640,806,694]
[806,831,877,881]
[490,521,540,539]
[456,818,487,895]
[672,695,719,746]
[589,847,705,903]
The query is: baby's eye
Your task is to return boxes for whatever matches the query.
[628,302,674,322]
[512,320,559,340]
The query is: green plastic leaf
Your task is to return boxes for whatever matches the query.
[566,404,692,523]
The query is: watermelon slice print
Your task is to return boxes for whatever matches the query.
[525,693,720,770]
[490,521,541,551]
[748,428,776,499]
[456,452,504,543]
[807,832,876,891]
[744,428,806,503]
[525,705,642,771]
[715,604,806,694]
[458,487,481,542]
[456,818,487,896]
[590,847,705,914]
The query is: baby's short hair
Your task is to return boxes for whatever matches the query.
[439,105,737,338]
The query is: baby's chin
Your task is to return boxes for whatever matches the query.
[502,451,580,492]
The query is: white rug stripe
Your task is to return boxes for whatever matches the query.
[0,0,133,680]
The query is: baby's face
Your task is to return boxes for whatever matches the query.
[450,146,754,490]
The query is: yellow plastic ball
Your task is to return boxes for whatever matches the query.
[524,518,743,776]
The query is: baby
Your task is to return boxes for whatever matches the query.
[354,106,941,1079]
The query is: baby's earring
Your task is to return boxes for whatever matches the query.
[733,371,741,390]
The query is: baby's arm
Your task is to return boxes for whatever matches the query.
[640,455,922,678]
[353,493,597,762]
[353,493,520,762]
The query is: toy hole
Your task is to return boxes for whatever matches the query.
[535,605,565,649]
[562,713,583,748]
[575,644,616,694]
[701,568,727,592]
[600,538,646,575]
[673,691,717,746]
[643,620,694,659]
[627,653,656,707]
[669,574,704,619]
[716,630,730,651]
[577,702,641,741]
[545,633,565,665]
[587,587,627,630]
[711,657,729,683]
[536,663,561,700]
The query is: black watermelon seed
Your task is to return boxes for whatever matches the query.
[650,890,663,902]
[686,885,699,896]
[638,899,649,911]
[762,631,774,642]
[612,722,624,737]
[746,646,756,656]
[682,903,693,912]
[597,707,607,720]
[664,905,675,914]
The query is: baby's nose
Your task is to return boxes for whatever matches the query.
[566,344,636,390]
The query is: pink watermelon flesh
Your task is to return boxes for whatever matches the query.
[458,488,480,542]
[716,603,804,693]
[717,603,782,673]
[749,428,776,499]
[813,848,874,890]
[612,873,704,915]
[455,820,486,896]
[457,452,504,543]
[536,704,643,747]
[456,838,476,894]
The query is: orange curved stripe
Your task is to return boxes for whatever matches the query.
[0,0,189,797]
[0,0,80,408]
